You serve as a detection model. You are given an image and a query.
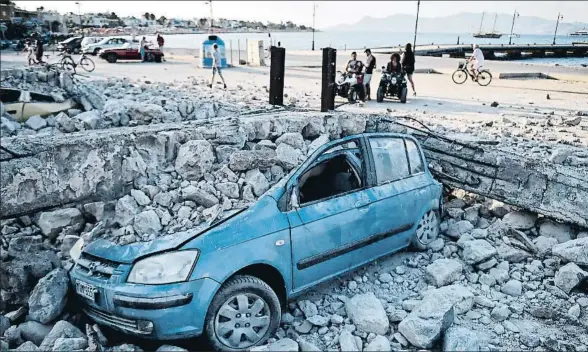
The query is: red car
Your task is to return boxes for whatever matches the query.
[98,43,164,63]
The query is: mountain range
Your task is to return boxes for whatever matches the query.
[326,12,588,35]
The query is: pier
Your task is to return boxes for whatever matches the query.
[373,43,588,60]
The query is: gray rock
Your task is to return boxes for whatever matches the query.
[477,258,497,271]
[298,339,320,352]
[276,132,305,150]
[496,243,530,263]
[538,220,573,243]
[366,335,391,351]
[28,269,69,324]
[554,262,588,294]
[60,235,80,258]
[25,115,47,131]
[276,143,303,170]
[52,337,88,351]
[489,261,510,284]
[1,115,20,136]
[133,210,162,235]
[294,320,313,334]
[156,345,188,352]
[502,211,537,230]
[443,327,486,352]
[228,149,276,171]
[36,208,84,239]
[445,220,474,239]
[429,238,445,252]
[297,300,318,319]
[245,169,270,196]
[490,304,510,322]
[552,237,588,266]
[534,236,559,257]
[130,189,151,206]
[501,280,522,296]
[345,292,389,335]
[425,259,463,287]
[108,343,143,352]
[182,186,219,208]
[39,321,84,351]
[422,285,474,314]
[502,320,519,333]
[568,304,581,319]
[462,240,497,265]
[307,315,329,327]
[1,315,9,336]
[339,330,362,351]
[76,111,101,130]
[520,333,541,348]
[17,321,52,346]
[4,325,23,346]
[15,341,39,351]
[307,134,330,155]
[250,338,299,352]
[115,195,140,226]
[215,182,240,199]
[549,147,572,164]
[175,140,215,181]
[397,294,454,349]
[379,273,393,283]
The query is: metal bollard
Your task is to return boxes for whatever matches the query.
[269,46,286,106]
[321,47,336,112]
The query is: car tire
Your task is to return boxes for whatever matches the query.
[376,86,384,103]
[400,87,408,103]
[93,48,100,56]
[145,53,155,62]
[106,53,117,63]
[155,56,162,63]
[348,87,357,103]
[204,275,281,351]
[411,209,440,251]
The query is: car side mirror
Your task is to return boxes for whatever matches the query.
[290,187,300,209]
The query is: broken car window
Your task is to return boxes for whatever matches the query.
[405,139,424,174]
[369,137,409,184]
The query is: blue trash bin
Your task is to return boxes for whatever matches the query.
[201,35,228,68]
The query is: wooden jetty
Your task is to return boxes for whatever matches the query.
[373,43,588,60]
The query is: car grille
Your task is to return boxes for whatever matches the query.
[76,253,121,280]
[84,306,148,335]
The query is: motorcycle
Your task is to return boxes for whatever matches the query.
[336,71,366,103]
[376,66,408,103]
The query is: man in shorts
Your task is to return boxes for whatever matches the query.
[208,44,227,89]
[364,48,376,101]
[468,44,484,81]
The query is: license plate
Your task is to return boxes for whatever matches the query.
[76,281,97,302]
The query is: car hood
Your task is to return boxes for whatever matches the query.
[83,208,247,264]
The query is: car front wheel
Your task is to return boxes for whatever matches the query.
[204,275,281,351]
[106,53,117,63]
[412,209,440,251]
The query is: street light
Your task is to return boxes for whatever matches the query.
[508,10,519,45]
[75,2,82,32]
[413,0,420,50]
[553,13,563,45]
[205,1,213,32]
[312,2,317,51]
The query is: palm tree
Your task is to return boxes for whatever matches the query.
[143,12,150,20]
[149,13,155,21]
[157,16,167,25]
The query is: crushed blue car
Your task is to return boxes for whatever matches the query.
[68,132,442,351]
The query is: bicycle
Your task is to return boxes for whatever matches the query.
[451,61,492,86]
[59,50,95,74]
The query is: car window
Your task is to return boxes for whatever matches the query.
[405,139,424,174]
[298,139,364,205]
[369,137,409,184]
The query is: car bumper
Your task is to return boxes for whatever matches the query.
[69,265,220,340]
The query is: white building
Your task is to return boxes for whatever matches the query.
[122,16,141,27]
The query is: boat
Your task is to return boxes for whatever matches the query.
[1,88,76,122]
[569,28,588,37]
[473,12,503,39]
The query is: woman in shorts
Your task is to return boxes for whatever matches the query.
[401,43,416,96]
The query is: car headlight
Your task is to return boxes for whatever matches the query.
[127,250,199,284]
[70,237,85,263]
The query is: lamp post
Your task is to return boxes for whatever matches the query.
[312,2,317,51]
[205,1,213,32]
[75,2,82,32]
[508,9,519,45]
[553,13,563,45]
[413,0,420,50]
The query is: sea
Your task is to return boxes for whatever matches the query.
[150,31,587,67]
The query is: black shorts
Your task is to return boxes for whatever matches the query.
[404,66,414,74]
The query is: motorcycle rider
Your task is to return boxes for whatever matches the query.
[468,44,484,81]
[364,49,376,101]
[344,51,364,74]
[386,53,402,73]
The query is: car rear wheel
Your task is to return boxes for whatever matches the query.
[205,275,280,351]
[93,48,101,55]
[145,52,155,62]
[412,210,440,251]
[106,53,117,63]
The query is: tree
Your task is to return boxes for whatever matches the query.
[107,12,118,20]
[199,18,207,27]
[149,13,155,21]
[157,16,167,25]
[143,12,150,20]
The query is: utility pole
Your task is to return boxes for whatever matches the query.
[553,13,563,45]
[508,9,519,45]
[75,2,82,32]
[413,0,420,49]
[312,2,317,51]
[205,1,213,32]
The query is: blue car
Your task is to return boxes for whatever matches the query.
[69,132,442,351]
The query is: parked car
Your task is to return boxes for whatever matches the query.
[1,88,76,121]
[83,37,129,55]
[57,36,83,53]
[98,43,164,63]
[68,133,442,351]
[80,36,102,50]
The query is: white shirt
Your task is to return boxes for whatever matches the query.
[213,50,221,67]
[473,48,484,66]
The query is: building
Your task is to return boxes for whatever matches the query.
[122,16,141,27]
[0,2,16,21]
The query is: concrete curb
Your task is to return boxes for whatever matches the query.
[498,72,557,80]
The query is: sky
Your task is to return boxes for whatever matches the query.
[14,1,587,29]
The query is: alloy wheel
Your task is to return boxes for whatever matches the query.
[214,293,271,349]
[416,210,439,246]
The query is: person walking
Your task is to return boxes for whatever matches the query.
[24,39,36,66]
[156,33,165,61]
[208,43,227,89]
[139,36,146,62]
[401,43,416,96]
[34,35,44,64]
[364,48,376,101]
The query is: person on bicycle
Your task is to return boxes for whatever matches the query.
[468,44,484,81]
[344,52,364,74]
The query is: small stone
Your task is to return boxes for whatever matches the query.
[502,211,537,230]
[491,304,510,322]
[501,280,522,297]
[345,293,389,335]
[425,259,463,287]
[554,262,587,294]
[25,115,47,131]
[568,304,581,319]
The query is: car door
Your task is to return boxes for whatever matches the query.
[359,135,429,256]
[286,137,377,291]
